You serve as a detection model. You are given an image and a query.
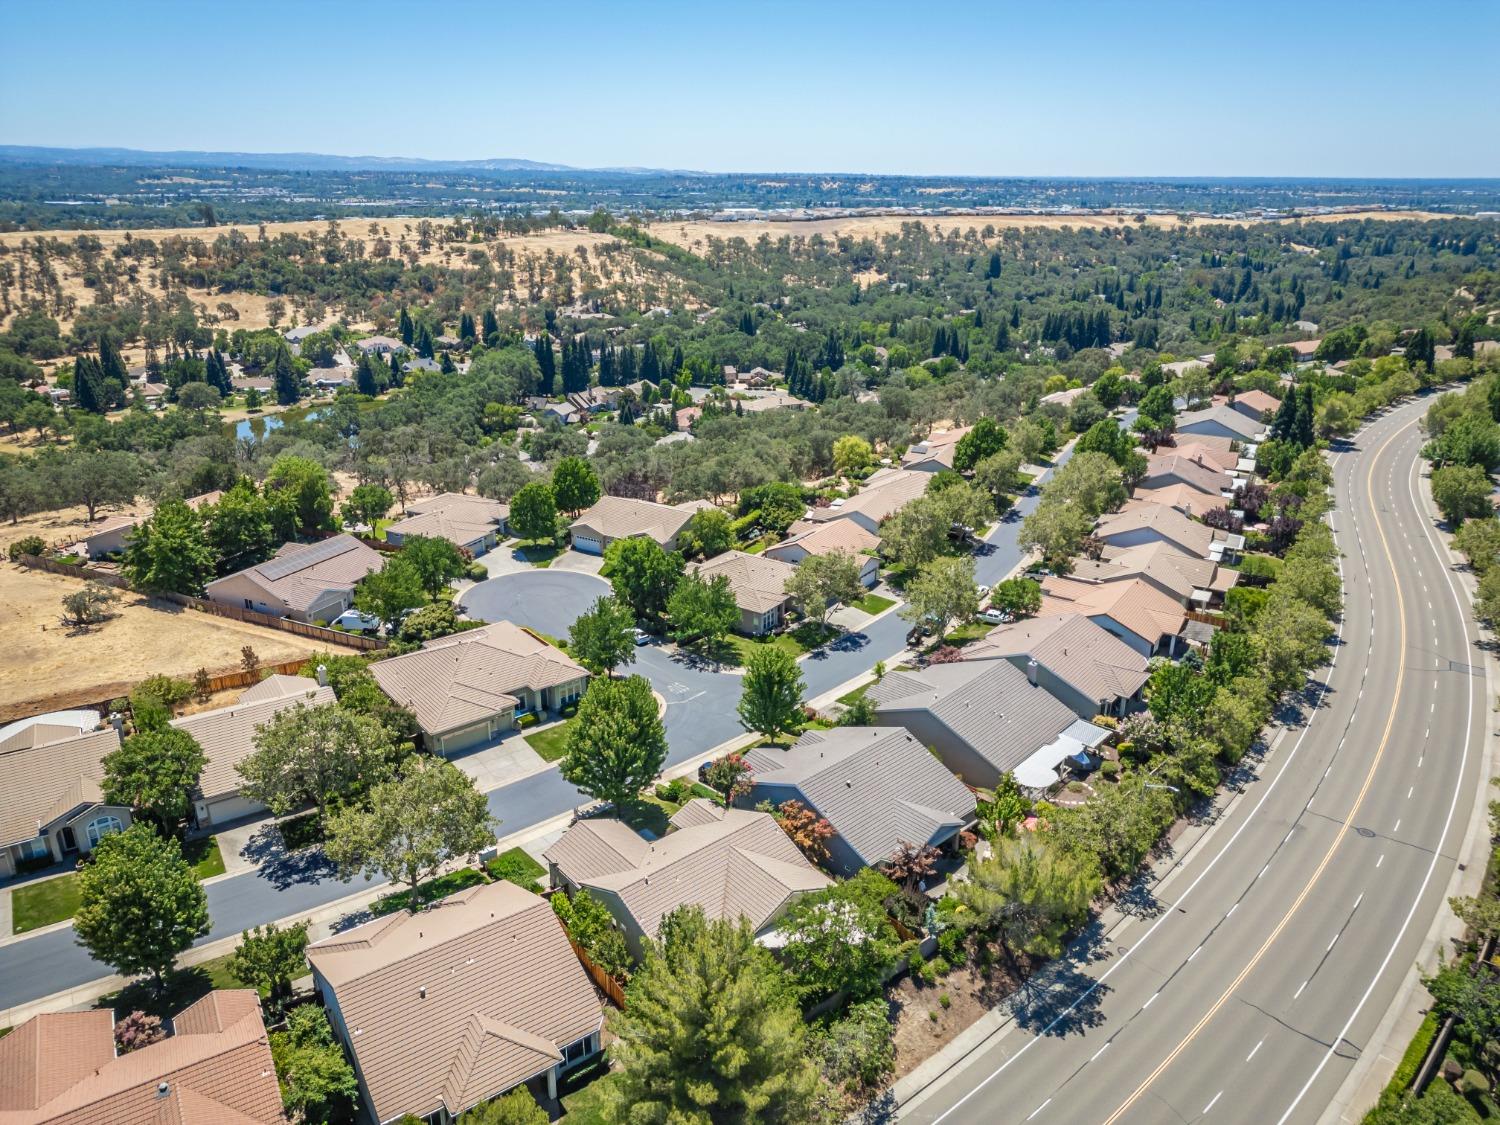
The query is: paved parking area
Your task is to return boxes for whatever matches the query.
[459,569,611,638]
[448,733,549,790]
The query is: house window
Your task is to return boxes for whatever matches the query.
[20,837,50,861]
[85,815,123,848]
[562,1033,596,1068]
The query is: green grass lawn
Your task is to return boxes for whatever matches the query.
[939,620,996,647]
[618,795,682,837]
[837,679,874,706]
[371,866,489,916]
[94,956,252,1021]
[486,847,546,890]
[852,592,896,614]
[517,541,561,568]
[183,836,226,880]
[11,875,81,934]
[525,717,575,762]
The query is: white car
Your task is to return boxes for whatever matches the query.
[976,584,992,600]
[977,607,1008,625]
[632,628,652,646]
[332,609,382,633]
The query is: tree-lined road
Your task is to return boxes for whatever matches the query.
[902,391,1489,1125]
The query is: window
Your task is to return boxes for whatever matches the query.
[85,815,123,848]
[562,1033,596,1067]
[20,837,50,860]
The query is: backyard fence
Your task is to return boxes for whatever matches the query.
[568,938,628,1009]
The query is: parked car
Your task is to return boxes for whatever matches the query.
[976,583,991,600]
[978,607,1008,625]
[332,609,382,633]
[632,628,652,646]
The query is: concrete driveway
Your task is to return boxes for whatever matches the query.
[550,549,605,576]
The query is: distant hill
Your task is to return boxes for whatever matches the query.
[0,145,581,173]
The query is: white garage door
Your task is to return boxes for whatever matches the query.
[573,533,605,555]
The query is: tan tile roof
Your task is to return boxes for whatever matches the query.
[1142,452,1234,497]
[687,550,796,615]
[1157,442,1239,471]
[1039,575,1187,649]
[1176,404,1263,439]
[960,612,1150,705]
[766,519,881,561]
[0,727,121,850]
[804,468,929,527]
[1230,389,1280,417]
[80,515,139,542]
[206,535,385,615]
[1068,540,1223,604]
[172,682,335,802]
[901,426,971,469]
[1128,483,1223,519]
[235,674,314,705]
[1095,501,1217,559]
[568,495,700,545]
[386,494,509,549]
[369,621,587,737]
[545,801,830,941]
[305,881,601,1123]
[0,991,282,1125]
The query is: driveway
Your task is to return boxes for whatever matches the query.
[550,549,605,576]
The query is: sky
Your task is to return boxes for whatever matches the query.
[3,0,1498,178]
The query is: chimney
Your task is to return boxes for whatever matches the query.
[1026,659,1039,686]
[316,663,329,687]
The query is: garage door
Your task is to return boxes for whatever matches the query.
[439,719,501,756]
[573,533,604,555]
[202,794,266,827]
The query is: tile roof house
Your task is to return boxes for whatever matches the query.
[1039,574,1189,657]
[1094,501,1243,563]
[1069,540,1237,607]
[355,335,403,355]
[0,990,283,1125]
[1173,404,1264,442]
[0,723,127,879]
[78,514,141,559]
[742,727,976,876]
[384,493,510,557]
[733,390,809,414]
[1139,451,1234,497]
[567,495,708,555]
[686,550,797,635]
[171,675,336,827]
[544,800,831,958]
[901,426,972,472]
[762,520,881,587]
[803,468,931,536]
[1128,483,1227,519]
[1227,389,1281,420]
[866,660,1085,789]
[1156,441,1240,472]
[205,534,386,624]
[306,880,603,1121]
[369,621,588,756]
[959,612,1150,719]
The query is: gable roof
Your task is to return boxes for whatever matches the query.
[1175,404,1263,439]
[369,621,586,737]
[568,495,700,545]
[687,550,796,614]
[902,426,971,470]
[0,991,282,1125]
[544,801,830,941]
[206,535,385,614]
[867,660,1079,777]
[1142,451,1234,496]
[172,681,335,803]
[745,727,975,867]
[959,612,1150,705]
[386,493,509,548]
[0,726,121,850]
[1229,389,1281,418]
[1154,441,1239,472]
[1039,575,1188,648]
[1128,483,1224,519]
[766,518,881,562]
[1067,539,1224,603]
[804,468,930,527]
[1094,501,1216,558]
[305,881,601,1124]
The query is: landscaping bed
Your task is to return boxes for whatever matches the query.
[371,866,489,916]
[853,592,896,615]
[277,811,325,852]
[486,847,546,891]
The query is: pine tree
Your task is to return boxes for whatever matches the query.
[388,352,403,387]
[533,335,555,395]
[416,323,434,359]
[99,334,128,389]
[458,311,476,342]
[355,354,379,397]
[397,308,414,346]
[987,250,1002,278]
[481,307,500,345]
[73,354,105,414]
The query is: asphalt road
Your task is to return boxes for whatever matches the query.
[0,425,1108,1012]
[901,392,1489,1125]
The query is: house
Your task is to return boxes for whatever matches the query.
[402,357,441,375]
[733,390,809,414]
[1039,386,1089,407]
[172,675,335,827]
[1288,339,1321,361]
[1065,538,1237,608]
[1293,320,1320,334]
[310,365,356,390]
[306,880,603,1120]
[742,726,976,877]
[802,467,931,536]
[1039,574,1188,656]
[568,495,708,554]
[901,426,971,472]
[206,534,386,624]
[385,493,510,556]
[0,722,126,878]
[763,519,881,587]
[356,335,403,355]
[674,405,702,431]
[1139,451,1234,497]
[1174,404,1264,442]
[284,325,322,344]
[1095,501,1244,563]
[0,990,283,1124]
[1160,358,1208,378]
[686,549,797,635]
[369,620,589,755]
[1227,389,1281,421]
[959,612,1150,719]
[722,365,775,388]
[434,332,462,350]
[1129,483,1225,519]
[866,660,1092,789]
[566,387,621,414]
[1156,440,1240,473]
[79,513,141,559]
[543,401,581,425]
[544,800,830,959]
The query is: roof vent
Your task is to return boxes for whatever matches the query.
[419,986,427,999]
[156,1082,170,1099]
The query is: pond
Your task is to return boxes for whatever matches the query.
[232,407,327,441]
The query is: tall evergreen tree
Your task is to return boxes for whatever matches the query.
[397,308,414,346]
[481,307,500,345]
[533,335,555,395]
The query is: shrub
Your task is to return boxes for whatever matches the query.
[655,777,690,804]
[134,674,193,706]
[939,992,952,1009]
[1100,760,1120,779]
[517,712,539,729]
[815,999,895,1096]
[466,561,488,581]
[8,535,46,561]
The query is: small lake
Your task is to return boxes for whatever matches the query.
[232,407,327,441]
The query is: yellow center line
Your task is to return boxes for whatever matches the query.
[1101,416,1416,1125]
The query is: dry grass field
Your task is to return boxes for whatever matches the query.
[0,564,326,719]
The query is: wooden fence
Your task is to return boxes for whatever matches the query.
[16,554,384,651]
[568,938,628,1009]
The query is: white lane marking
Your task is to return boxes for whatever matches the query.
[1144,991,1159,1009]
[1259,863,1271,878]
[1247,1039,1264,1062]
[1027,1099,1052,1120]
[1376,854,1385,868]
[1294,979,1308,999]
[1408,787,1414,799]
[1327,933,1339,952]
[1092,1042,1110,1062]
[1204,1091,1223,1114]
[1189,945,1202,962]
[1393,819,1401,833]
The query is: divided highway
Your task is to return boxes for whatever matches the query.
[903,391,1490,1125]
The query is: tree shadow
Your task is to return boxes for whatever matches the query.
[1006,959,1112,1039]
[808,630,870,660]
[242,822,337,891]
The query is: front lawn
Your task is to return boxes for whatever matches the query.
[486,847,546,890]
[525,717,575,762]
[853,592,896,614]
[938,620,995,647]
[371,866,490,916]
[517,542,561,568]
[617,795,682,838]
[11,875,81,934]
[724,620,840,666]
[837,679,874,706]
[94,956,252,1021]
[183,836,226,880]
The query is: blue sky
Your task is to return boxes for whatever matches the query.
[3,0,1497,176]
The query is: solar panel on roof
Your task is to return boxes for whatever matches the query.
[255,536,353,581]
